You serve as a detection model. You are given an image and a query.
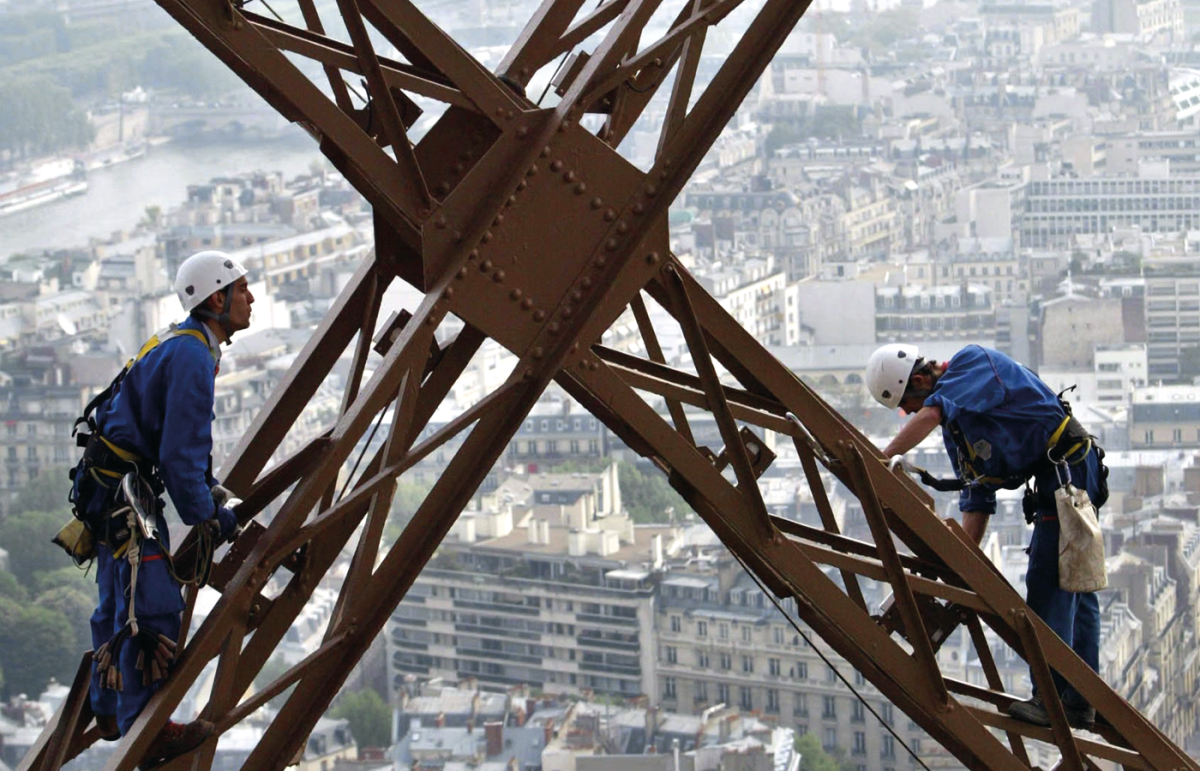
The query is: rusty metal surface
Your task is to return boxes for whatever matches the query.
[20,0,1200,770]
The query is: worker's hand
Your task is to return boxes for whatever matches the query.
[211,484,237,508]
[215,506,239,543]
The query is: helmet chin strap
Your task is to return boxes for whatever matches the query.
[193,284,238,341]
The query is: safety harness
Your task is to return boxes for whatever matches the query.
[902,388,1107,522]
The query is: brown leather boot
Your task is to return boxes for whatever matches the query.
[95,714,120,742]
[138,719,215,770]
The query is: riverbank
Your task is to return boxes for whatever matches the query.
[0,129,325,260]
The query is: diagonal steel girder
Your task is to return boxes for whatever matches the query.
[17,0,1199,769]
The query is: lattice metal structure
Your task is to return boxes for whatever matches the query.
[16,0,1200,769]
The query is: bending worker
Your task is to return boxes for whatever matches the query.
[72,251,253,767]
[865,343,1105,729]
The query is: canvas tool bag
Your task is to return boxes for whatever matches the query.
[1055,462,1107,593]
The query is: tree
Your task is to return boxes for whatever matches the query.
[795,732,856,771]
[0,509,68,585]
[253,655,297,713]
[13,468,72,517]
[618,461,689,524]
[0,601,76,699]
[36,585,95,655]
[0,570,26,602]
[30,565,92,595]
[330,688,391,749]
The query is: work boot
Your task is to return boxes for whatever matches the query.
[95,714,120,742]
[138,719,215,770]
[1064,702,1096,730]
[1006,696,1051,727]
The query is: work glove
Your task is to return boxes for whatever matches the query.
[211,484,237,508]
[215,505,239,543]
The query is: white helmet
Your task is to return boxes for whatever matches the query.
[175,251,248,313]
[866,344,920,409]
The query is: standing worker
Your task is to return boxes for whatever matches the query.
[865,343,1107,729]
[69,251,254,768]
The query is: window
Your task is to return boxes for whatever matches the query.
[767,689,780,713]
[881,735,895,759]
[794,693,809,717]
[853,731,867,756]
[664,677,676,699]
[823,727,838,752]
[666,647,677,664]
[827,665,837,684]
[718,684,730,704]
[696,682,708,702]
[741,626,752,642]
[769,658,781,676]
[697,621,708,637]
[823,696,837,719]
[670,616,681,633]
[720,653,732,670]
[882,703,894,725]
[697,650,709,668]
[852,701,865,723]
[739,687,753,710]
[773,627,785,645]
[718,623,729,640]
[742,655,754,673]
[797,662,808,680]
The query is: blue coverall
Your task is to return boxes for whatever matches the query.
[924,345,1103,708]
[77,317,230,735]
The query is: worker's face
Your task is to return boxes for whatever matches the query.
[209,278,254,331]
[225,278,254,331]
[899,372,932,415]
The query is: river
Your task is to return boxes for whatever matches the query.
[0,131,326,260]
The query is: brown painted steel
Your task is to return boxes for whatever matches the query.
[22,0,1200,769]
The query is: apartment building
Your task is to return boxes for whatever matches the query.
[1130,385,1200,448]
[1143,256,1200,379]
[874,284,996,344]
[1106,131,1200,175]
[1023,177,1200,248]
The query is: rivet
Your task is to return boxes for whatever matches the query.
[633,203,645,215]
[533,310,547,322]
[443,287,455,298]
[434,215,447,229]
[665,263,677,275]
[606,239,619,251]
[506,110,515,120]
[575,183,587,194]
[521,298,534,310]
[495,107,506,117]
[493,214,504,226]
[653,57,663,67]
[532,347,544,360]
[517,180,528,191]
[591,197,604,209]
[581,277,593,289]
[493,270,505,282]
[551,160,564,172]
[481,231,493,243]
[646,185,658,196]
[595,256,608,268]
[548,321,561,335]
[559,121,571,132]
[425,316,437,326]
[507,195,517,207]
[523,369,534,380]
[660,170,670,180]
[480,259,494,271]
[540,146,551,157]
[603,209,617,222]
[526,164,539,176]
[457,267,468,279]
[570,342,580,353]
[564,171,577,183]
[469,249,480,261]
[571,290,583,302]
[520,67,530,77]
[453,230,464,243]
[510,289,524,301]
[561,307,573,319]
[517,126,529,138]
[453,163,464,174]
[436,181,451,195]
[646,252,660,264]
[616,221,629,234]
[663,158,672,168]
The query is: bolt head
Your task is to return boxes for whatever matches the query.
[492,270,505,282]
[551,160,564,172]
[436,181,451,195]
[633,203,645,215]
[575,183,587,194]
[646,252,660,264]
[434,215,447,228]
[533,310,547,322]
[548,321,561,334]
[564,170,577,182]
[606,239,618,251]
[591,197,604,209]
[603,209,617,222]
[480,259,494,271]
[616,221,628,234]
[532,347,544,359]
[481,230,493,243]
[517,126,529,138]
[521,298,534,310]
[510,288,524,301]
[526,164,539,176]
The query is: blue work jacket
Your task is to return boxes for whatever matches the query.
[91,316,222,529]
[923,345,1069,515]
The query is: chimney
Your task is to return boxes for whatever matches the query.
[485,721,503,757]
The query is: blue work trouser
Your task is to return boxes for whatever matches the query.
[90,539,184,735]
[1024,451,1102,707]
